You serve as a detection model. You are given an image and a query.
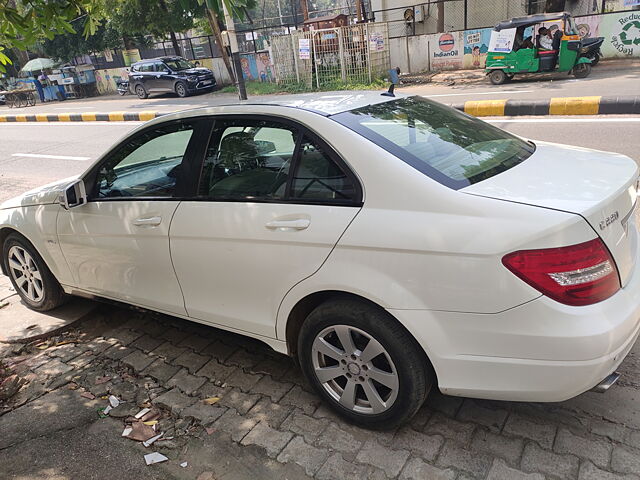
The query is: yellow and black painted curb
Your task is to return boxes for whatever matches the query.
[0,111,161,122]
[454,95,640,117]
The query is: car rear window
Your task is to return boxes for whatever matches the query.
[331,96,535,189]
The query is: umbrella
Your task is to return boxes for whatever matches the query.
[20,58,57,72]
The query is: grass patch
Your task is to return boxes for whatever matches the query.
[218,77,388,96]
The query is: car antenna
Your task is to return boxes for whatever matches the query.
[381,67,400,97]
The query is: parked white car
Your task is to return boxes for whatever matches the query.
[1,93,639,428]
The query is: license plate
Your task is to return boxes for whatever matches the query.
[201,80,212,85]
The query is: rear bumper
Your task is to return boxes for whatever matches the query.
[391,239,640,402]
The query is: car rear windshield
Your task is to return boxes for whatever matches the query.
[331,96,535,189]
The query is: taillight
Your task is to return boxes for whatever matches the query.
[502,238,620,306]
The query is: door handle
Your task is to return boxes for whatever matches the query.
[265,219,310,230]
[133,216,162,227]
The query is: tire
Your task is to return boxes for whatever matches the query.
[27,92,36,106]
[489,69,507,85]
[2,233,65,311]
[573,62,592,79]
[175,81,189,98]
[298,298,432,430]
[135,84,148,99]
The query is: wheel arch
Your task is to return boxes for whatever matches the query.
[1,227,42,275]
[283,289,438,385]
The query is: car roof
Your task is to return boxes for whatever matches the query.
[133,56,183,64]
[152,91,407,122]
[494,11,570,31]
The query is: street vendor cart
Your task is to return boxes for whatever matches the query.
[0,88,36,108]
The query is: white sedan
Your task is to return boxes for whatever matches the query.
[1,93,639,429]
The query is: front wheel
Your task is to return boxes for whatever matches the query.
[298,298,432,430]
[573,62,592,79]
[2,233,65,311]
[489,69,507,85]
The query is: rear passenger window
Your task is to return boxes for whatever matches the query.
[198,120,297,200]
[291,136,356,202]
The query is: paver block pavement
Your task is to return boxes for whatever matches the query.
[214,408,258,442]
[522,442,580,480]
[471,428,525,466]
[219,388,261,414]
[486,458,545,480]
[611,445,640,475]
[281,410,329,444]
[399,457,457,480]
[166,368,207,395]
[153,387,197,414]
[173,350,210,374]
[436,441,493,478]
[356,439,410,478]
[504,413,557,449]
[555,427,612,469]
[180,402,226,425]
[241,420,294,458]
[424,412,476,445]
[277,436,329,476]
[143,359,181,383]
[121,350,155,373]
[393,426,444,461]
[579,460,640,480]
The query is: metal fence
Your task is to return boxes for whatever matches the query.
[271,22,390,88]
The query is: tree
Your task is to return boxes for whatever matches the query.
[39,18,121,62]
[0,0,104,71]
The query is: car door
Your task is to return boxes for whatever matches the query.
[152,62,173,93]
[131,63,152,91]
[169,116,363,338]
[56,118,210,315]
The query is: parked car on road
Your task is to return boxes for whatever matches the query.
[1,92,639,429]
[129,56,216,99]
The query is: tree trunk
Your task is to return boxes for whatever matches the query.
[168,30,182,56]
[300,0,309,21]
[206,8,236,83]
[437,0,445,33]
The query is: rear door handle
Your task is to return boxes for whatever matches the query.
[265,219,310,230]
[133,216,162,227]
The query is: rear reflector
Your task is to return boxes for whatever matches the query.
[502,238,620,306]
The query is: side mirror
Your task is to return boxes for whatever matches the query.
[60,179,87,209]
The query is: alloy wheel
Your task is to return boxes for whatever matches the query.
[176,83,187,97]
[311,325,399,415]
[7,245,44,303]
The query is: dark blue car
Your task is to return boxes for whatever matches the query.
[129,56,216,99]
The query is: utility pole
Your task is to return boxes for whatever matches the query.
[437,0,445,32]
[300,0,309,21]
[356,0,363,22]
[223,2,248,100]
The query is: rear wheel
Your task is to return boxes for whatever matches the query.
[135,84,148,99]
[298,298,432,429]
[489,69,507,85]
[573,62,592,79]
[2,233,65,311]
[175,81,188,98]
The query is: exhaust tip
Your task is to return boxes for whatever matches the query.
[591,372,621,393]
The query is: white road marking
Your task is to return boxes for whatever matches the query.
[424,90,533,97]
[486,117,640,123]
[12,153,91,161]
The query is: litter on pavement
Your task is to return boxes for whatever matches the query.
[108,395,120,408]
[134,407,151,419]
[180,462,188,468]
[80,391,95,400]
[142,433,163,447]
[124,421,156,442]
[144,452,168,465]
[203,397,220,405]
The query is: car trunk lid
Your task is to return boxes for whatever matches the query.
[462,141,639,286]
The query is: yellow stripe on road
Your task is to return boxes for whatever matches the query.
[81,112,97,121]
[36,113,49,122]
[108,111,126,121]
[463,99,507,117]
[0,116,6,122]
[549,96,601,115]
[15,115,28,122]
[58,113,71,122]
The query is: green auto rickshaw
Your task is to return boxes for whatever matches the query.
[485,12,592,85]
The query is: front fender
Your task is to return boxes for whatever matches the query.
[576,56,592,65]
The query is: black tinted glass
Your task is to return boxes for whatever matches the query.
[332,97,534,189]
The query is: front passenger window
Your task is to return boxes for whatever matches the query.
[94,122,194,199]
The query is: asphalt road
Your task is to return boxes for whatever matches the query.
[1,115,638,203]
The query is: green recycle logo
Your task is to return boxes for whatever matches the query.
[620,20,640,46]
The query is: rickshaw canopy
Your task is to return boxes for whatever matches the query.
[494,12,570,31]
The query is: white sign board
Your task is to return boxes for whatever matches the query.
[489,28,516,53]
[299,38,311,59]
